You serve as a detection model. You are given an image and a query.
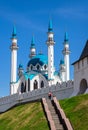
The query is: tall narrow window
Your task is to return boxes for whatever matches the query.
[34,80,38,89]
[41,81,44,88]
[28,78,30,91]
[21,82,25,93]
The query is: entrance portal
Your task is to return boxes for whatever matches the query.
[78,79,87,95]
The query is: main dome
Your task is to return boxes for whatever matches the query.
[27,54,48,67]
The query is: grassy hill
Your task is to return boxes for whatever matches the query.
[59,94,88,130]
[0,102,49,130]
[0,94,88,130]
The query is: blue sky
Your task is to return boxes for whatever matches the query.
[0,0,88,97]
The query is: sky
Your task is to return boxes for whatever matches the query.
[0,0,88,97]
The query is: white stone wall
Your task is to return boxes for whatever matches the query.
[0,80,74,113]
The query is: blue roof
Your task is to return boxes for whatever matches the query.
[64,32,69,42]
[19,64,23,69]
[54,71,58,76]
[30,35,35,48]
[24,73,37,80]
[12,25,17,38]
[43,74,48,79]
[48,19,53,32]
[60,59,64,65]
[27,54,48,67]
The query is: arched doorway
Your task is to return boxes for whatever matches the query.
[78,79,87,95]
[41,81,44,88]
[21,82,26,93]
[34,80,38,90]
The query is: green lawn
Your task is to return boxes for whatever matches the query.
[0,102,49,130]
[0,94,88,130]
[59,94,88,130]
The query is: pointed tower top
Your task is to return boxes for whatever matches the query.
[12,25,17,39]
[64,32,69,42]
[48,19,53,32]
[60,59,64,65]
[19,64,23,69]
[31,35,35,47]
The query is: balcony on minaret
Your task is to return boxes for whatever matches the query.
[10,25,19,50]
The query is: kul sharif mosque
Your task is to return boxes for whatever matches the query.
[10,20,70,95]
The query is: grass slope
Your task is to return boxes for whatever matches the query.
[59,94,88,130]
[0,102,49,130]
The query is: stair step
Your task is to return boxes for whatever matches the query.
[46,99,64,130]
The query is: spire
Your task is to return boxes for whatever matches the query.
[12,25,17,39]
[64,32,69,42]
[48,19,53,32]
[29,35,36,58]
[30,35,35,48]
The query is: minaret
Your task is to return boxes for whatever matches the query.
[59,59,66,82]
[62,32,70,81]
[29,36,36,59]
[10,25,18,95]
[46,20,55,81]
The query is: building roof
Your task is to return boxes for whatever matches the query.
[12,25,17,39]
[72,40,88,65]
[48,19,53,32]
[64,32,69,42]
[79,40,88,60]
[24,72,37,80]
[18,64,23,69]
[30,35,35,48]
[60,59,64,65]
[27,53,48,67]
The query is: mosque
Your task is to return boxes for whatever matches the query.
[0,20,88,112]
[10,20,70,95]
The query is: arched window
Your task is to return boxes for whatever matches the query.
[30,65,33,70]
[21,82,25,93]
[41,81,44,88]
[28,78,30,91]
[78,79,88,95]
[24,82,26,92]
[34,80,38,90]
[44,64,47,70]
[37,65,40,70]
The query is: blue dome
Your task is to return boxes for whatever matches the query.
[27,54,48,67]
[60,59,64,65]
[19,64,23,69]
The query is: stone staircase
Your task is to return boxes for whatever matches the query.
[42,97,73,130]
[46,99,64,130]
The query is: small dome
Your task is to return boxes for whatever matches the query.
[27,54,48,67]
[19,64,23,69]
[60,59,64,65]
